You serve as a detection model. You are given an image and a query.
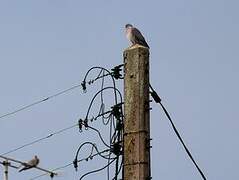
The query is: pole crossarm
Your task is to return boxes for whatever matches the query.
[0,160,18,169]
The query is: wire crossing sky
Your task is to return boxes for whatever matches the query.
[0,0,238,180]
[0,83,82,121]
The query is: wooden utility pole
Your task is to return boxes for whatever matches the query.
[123,45,151,180]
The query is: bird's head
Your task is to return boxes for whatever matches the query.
[125,24,133,29]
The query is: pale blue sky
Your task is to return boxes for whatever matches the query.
[0,0,238,179]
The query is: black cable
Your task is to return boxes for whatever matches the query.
[87,125,111,148]
[85,86,123,122]
[79,158,116,180]
[0,83,82,121]
[82,66,118,105]
[74,142,113,167]
[76,66,123,180]
[108,113,114,180]
[99,70,105,116]
[78,115,115,148]
[97,70,113,125]
[112,158,123,180]
[149,84,207,180]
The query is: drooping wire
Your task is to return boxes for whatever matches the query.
[79,158,117,180]
[149,83,207,180]
[74,142,114,169]
[77,111,123,179]
[0,83,82,121]
[99,71,115,124]
[76,65,124,180]
[94,70,112,125]
[82,66,118,106]
[84,87,123,123]
[86,124,111,148]
[79,113,118,149]
[99,70,105,118]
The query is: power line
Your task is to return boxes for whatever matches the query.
[149,83,207,180]
[0,68,122,155]
[0,65,123,122]
[0,83,82,121]
[1,119,111,157]
[1,123,78,156]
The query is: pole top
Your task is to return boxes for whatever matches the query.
[124,44,149,52]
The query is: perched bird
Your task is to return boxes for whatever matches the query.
[125,24,149,48]
[19,155,40,172]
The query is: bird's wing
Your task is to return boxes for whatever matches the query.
[19,157,40,172]
[19,166,31,172]
[132,27,146,42]
[27,157,39,166]
[131,27,149,48]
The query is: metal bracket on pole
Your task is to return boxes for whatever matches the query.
[0,160,18,180]
[3,160,9,180]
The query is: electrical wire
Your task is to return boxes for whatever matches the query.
[77,116,122,179]
[149,83,207,180]
[79,113,115,148]
[107,115,114,180]
[1,123,78,156]
[79,158,116,180]
[0,65,123,122]
[112,159,123,180]
[82,66,118,105]
[0,65,124,180]
[29,66,123,180]
[0,83,82,121]
[86,125,111,148]
[78,82,123,180]
[74,142,114,164]
[99,70,105,116]
[85,87,123,121]
[2,117,110,156]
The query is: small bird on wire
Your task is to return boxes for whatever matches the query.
[125,24,149,48]
[19,155,40,172]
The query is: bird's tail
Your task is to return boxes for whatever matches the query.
[139,39,150,48]
[19,168,25,172]
[18,165,31,172]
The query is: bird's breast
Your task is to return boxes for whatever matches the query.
[126,29,132,41]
